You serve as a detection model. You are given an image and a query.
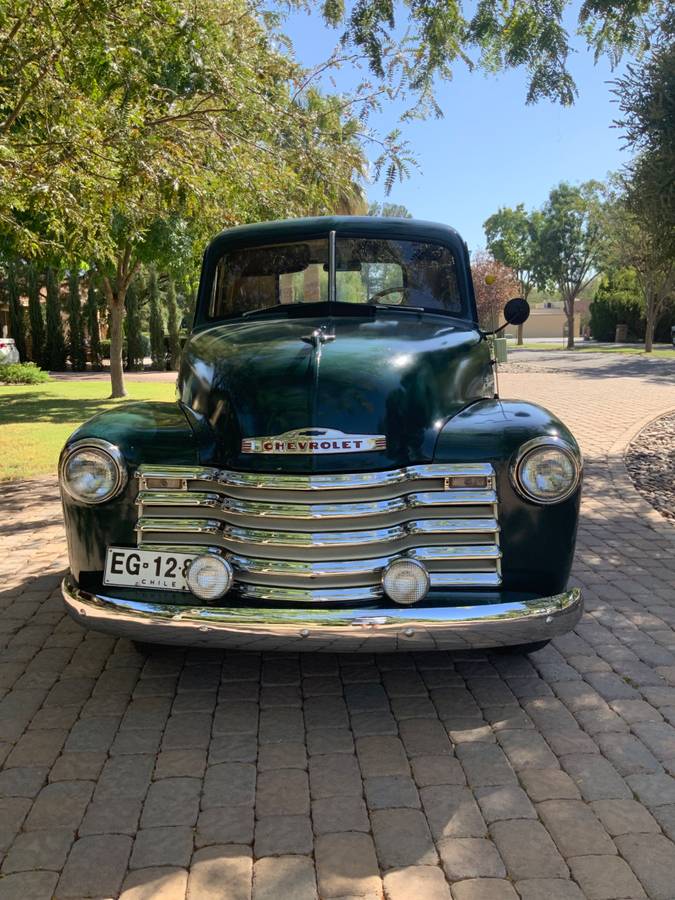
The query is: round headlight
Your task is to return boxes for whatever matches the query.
[187,555,233,601]
[60,440,127,505]
[513,439,580,504]
[382,558,430,606]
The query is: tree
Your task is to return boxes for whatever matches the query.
[86,278,102,370]
[148,268,165,371]
[602,190,674,352]
[6,261,27,360]
[124,275,145,372]
[44,267,66,370]
[471,251,521,330]
[483,204,542,344]
[166,280,182,370]
[368,203,413,218]
[67,268,86,371]
[27,265,45,366]
[537,182,605,349]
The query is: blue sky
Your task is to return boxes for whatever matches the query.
[284,4,634,251]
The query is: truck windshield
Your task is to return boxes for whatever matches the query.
[208,235,467,319]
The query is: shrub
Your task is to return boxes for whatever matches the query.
[0,362,51,384]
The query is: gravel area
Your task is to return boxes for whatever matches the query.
[625,411,675,523]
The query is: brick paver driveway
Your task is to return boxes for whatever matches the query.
[1,358,675,900]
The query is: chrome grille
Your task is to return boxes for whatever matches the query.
[135,464,502,603]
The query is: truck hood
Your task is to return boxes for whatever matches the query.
[177,311,492,472]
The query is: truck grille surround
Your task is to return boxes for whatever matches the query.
[135,464,502,605]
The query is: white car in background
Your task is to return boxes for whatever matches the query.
[0,337,20,364]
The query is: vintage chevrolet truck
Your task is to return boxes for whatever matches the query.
[59,216,582,652]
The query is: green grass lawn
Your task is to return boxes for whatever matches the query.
[508,342,675,358]
[0,380,175,481]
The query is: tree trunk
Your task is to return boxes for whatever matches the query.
[644,291,655,354]
[108,299,127,398]
[516,323,524,346]
[565,295,575,349]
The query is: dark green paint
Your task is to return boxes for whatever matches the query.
[60,217,580,606]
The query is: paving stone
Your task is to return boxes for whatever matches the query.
[141,776,201,827]
[631,721,675,760]
[437,837,505,880]
[315,832,381,898]
[24,779,93,830]
[120,867,189,900]
[79,797,141,834]
[306,728,354,755]
[130,825,193,869]
[111,727,162,755]
[514,879,584,900]
[351,710,399,736]
[255,813,313,855]
[213,701,259,734]
[614,833,675,900]
[491,819,568,879]
[56,833,132,898]
[0,797,30,852]
[474,784,536,823]
[304,695,350,730]
[0,765,47,798]
[420,785,486,839]
[383,865,450,900]
[652,803,675,840]
[95,754,154,800]
[536,799,616,857]
[371,808,438,869]
[187,845,253,900]
[253,855,317,900]
[398,718,452,757]
[49,750,106,782]
[451,879,518,900]
[0,871,59,900]
[364,775,420,809]
[209,733,258,764]
[568,854,646,900]
[310,752,362,798]
[357,735,409,777]
[597,733,662,775]
[344,683,390,712]
[196,805,255,846]
[312,795,370,834]
[411,754,465,787]
[513,766,569,802]
[1,827,73,874]
[256,767,309,816]
[625,772,675,807]
[64,715,120,752]
[4,728,67,767]
[259,707,304,743]
[155,748,207,778]
[560,753,631,800]
[497,730,557,772]
[456,743,516,786]
[257,742,306,770]
[202,762,256,809]
[590,798,660,835]
[611,699,664,723]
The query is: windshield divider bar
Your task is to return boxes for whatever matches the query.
[328,230,336,305]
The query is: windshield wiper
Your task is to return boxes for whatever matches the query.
[370,303,425,313]
[241,304,282,318]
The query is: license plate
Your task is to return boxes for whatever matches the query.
[104,547,195,591]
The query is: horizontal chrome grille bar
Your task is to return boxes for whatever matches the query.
[133,463,502,600]
[137,463,495,492]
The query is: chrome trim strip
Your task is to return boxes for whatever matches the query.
[59,439,128,506]
[137,463,495,491]
[429,572,502,587]
[239,584,383,603]
[136,518,223,536]
[62,577,583,652]
[137,491,223,509]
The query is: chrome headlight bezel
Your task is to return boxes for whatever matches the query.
[510,436,581,505]
[59,438,128,505]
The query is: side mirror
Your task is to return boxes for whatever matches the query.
[503,297,530,326]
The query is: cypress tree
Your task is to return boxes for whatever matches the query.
[7,261,27,360]
[166,279,181,370]
[148,267,165,371]
[44,267,67,370]
[86,277,102,370]
[27,265,45,366]
[67,268,87,371]
[125,275,145,371]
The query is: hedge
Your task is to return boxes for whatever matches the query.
[0,362,51,384]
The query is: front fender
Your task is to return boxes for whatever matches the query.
[61,402,198,584]
[433,399,581,596]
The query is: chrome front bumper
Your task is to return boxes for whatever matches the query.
[62,576,582,652]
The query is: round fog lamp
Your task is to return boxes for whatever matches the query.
[382,558,429,606]
[187,555,233,601]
